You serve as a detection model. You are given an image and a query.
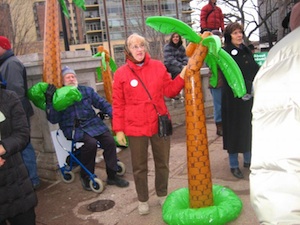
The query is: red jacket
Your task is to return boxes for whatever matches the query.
[200,3,224,31]
[112,53,184,136]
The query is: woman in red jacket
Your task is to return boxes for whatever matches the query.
[112,33,185,215]
[200,0,224,33]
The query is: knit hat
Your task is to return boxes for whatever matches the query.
[0,36,11,50]
[62,66,76,77]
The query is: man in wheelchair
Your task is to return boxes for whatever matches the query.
[45,66,129,191]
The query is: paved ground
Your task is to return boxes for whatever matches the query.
[35,118,260,225]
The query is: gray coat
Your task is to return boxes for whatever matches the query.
[0,89,37,222]
[0,49,34,121]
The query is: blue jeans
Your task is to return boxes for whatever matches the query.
[210,88,222,123]
[229,152,251,168]
[22,142,40,186]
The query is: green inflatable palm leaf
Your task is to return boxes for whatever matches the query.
[202,35,246,97]
[146,16,201,43]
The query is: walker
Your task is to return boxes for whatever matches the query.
[51,128,126,193]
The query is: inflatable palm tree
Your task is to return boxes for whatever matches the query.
[28,0,85,110]
[146,16,245,225]
[92,46,117,104]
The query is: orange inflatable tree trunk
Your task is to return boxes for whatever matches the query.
[96,46,113,104]
[185,32,213,208]
[43,0,63,87]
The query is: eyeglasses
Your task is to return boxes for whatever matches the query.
[130,44,145,50]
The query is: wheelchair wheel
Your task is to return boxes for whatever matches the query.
[61,171,75,183]
[117,161,126,176]
[89,178,105,193]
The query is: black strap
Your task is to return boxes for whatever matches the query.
[205,9,214,21]
[127,65,161,115]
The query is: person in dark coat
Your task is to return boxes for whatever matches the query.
[46,66,129,191]
[0,86,37,225]
[0,36,40,189]
[209,29,224,136]
[163,33,188,80]
[222,22,259,179]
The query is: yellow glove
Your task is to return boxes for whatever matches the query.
[116,131,127,146]
[179,66,187,79]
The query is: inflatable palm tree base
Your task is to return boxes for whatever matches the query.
[162,185,242,225]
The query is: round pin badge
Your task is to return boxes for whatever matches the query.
[231,49,238,56]
[130,79,138,87]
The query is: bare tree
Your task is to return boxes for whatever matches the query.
[124,1,167,62]
[191,0,294,47]
[0,0,36,55]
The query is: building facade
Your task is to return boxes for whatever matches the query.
[257,0,297,46]
[1,0,193,67]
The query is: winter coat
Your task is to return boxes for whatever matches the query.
[222,43,259,154]
[112,53,184,137]
[47,85,112,141]
[208,69,223,89]
[0,89,37,222]
[163,43,188,69]
[0,49,34,121]
[250,27,300,224]
[200,2,224,32]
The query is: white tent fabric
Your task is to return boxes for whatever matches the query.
[250,27,300,224]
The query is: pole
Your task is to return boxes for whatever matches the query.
[59,3,70,51]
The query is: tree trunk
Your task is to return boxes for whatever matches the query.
[43,0,63,87]
[185,32,213,208]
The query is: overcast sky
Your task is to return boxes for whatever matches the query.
[190,0,259,41]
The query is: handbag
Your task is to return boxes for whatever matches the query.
[158,114,173,137]
[128,66,173,137]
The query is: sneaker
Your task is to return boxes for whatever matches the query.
[138,201,149,215]
[80,177,92,191]
[106,176,129,188]
[158,196,166,206]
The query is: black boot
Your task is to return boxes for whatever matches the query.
[106,167,129,188]
[216,122,223,136]
[230,168,244,179]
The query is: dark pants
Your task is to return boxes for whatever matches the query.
[0,207,36,225]
[128,134,170,202]
[80,131,118,179]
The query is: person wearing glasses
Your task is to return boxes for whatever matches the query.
[112,33,186,215]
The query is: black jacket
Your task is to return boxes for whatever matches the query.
[221,43,259,154]
[0,89,37,222]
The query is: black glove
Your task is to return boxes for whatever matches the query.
[45,84,56,104]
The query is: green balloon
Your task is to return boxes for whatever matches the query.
[52,86,82,111]
[27,82,48,110]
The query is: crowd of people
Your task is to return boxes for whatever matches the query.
[1,0,300,223]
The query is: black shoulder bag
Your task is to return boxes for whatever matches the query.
[127,66,173,137]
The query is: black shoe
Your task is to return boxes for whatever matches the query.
[107,176,129,188]
[80,177,92,191]
[230,168,244,179]
[243,162,251,168]
[33,182,41,190]
[216,122,223,136]
[216,129,223,136]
